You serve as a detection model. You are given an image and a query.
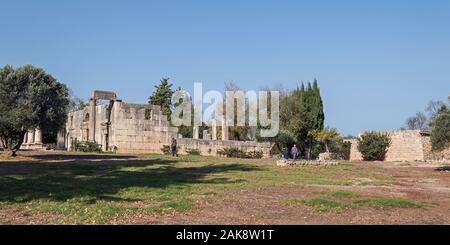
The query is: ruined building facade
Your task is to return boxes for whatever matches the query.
[57,90,273,157]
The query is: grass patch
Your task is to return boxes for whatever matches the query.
[325,190,360,198]
[286,198,349,210]
[353,198,423,209]
[0,153,412,224]
[285,196,422,213]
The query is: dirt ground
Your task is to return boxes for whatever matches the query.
[125,162,450,225]
[1,151,449,225]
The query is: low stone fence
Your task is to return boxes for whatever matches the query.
[177,138,274,158]
[276,159,339,167]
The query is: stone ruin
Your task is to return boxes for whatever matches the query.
[57,90,273,157]
[347,130,450,162]
[21,128,44,150]
[276,159,339,167]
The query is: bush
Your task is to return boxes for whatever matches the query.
[246,150,263,159]
[186,148,201,155]
[73,141,103,153]
[217,147,246,158]
[161,145,171,155]
[217,147,263,159]
[357,132,391,161]
[329,140,351,160]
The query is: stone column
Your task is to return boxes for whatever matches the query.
[211,120,217,140]
[88,98,96,141]
[23,133,28,144]
[27,129,35,144]
[193,126,199,139]
[203,130,209,140]
[34,128,42,144]
[56,129,66,150]
[221,117,228,140]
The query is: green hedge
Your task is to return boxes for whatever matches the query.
[72,141,103,153]
[186,149,201,155]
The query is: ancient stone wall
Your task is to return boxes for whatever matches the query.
[62,99,178,152]
[422,135,450,161]
[349,130,450,162]
[177,138,274,158]
[59,90,275,157]
[384,130,425,162]
[109,102,178,153]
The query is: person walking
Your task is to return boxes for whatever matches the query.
[171,138,177,157]
[291,144,298,160]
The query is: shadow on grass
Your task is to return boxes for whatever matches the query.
[0,153,261,203]
[18,151,140,160]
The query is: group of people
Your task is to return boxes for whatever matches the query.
[282,144,299,160]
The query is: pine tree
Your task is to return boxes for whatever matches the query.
[149,78,174,120]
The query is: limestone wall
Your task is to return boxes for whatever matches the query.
[177,138,274,158]
[385,130,425,162]
[62,100,178,153]
[109,102,178,153]
[349,130,450,162]
[349,130,430,162]
[422,136,450,161]
[59,91,275,156]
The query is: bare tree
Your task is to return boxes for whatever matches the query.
[426,100,445,119]
[405,112,428,130]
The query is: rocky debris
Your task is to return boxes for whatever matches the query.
[318,152,333,161]
[276,159,339,167]
[435,166,450,171]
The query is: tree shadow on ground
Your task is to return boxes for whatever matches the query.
[17,151,140,160]
[0,154,261,203]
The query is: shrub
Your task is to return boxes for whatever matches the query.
[186,148,201,155]
[329,140,351,160]
[357,132,391,161]
[217,147,246,158]
[246,150,263,159]
[73,141,103,153]
[161,145,171,155]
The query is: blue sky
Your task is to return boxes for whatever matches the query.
[1,0,449,135]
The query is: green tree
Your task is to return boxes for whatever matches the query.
[303,80,325,159]
[258,80,326,159]
[430,103,450,151]
[149,78,174,120]
[0,65,70,156]
[310,127,342,153]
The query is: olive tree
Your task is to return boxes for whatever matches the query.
[0,65,69,156]
[430,103,450,151]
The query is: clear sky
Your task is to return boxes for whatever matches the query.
[1,0,449,136]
